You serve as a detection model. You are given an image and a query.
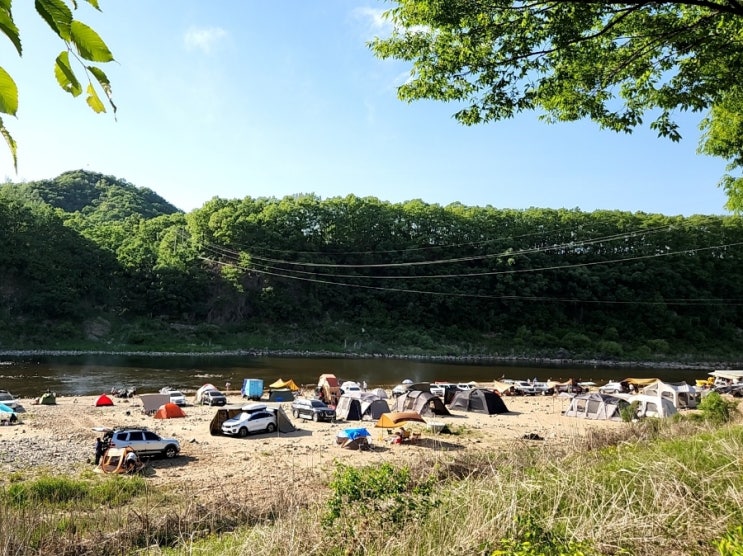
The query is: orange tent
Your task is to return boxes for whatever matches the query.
[154,402,186,419]
[374,411,426,428]
[94,394,114,407]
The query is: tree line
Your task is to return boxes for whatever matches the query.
[1,170,741,360]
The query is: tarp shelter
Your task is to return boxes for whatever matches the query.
[375,411,426,429]
[94,394,114,407]
[336,427,371,450]
[268,389,295,402]
[640,380,698,409]
[392,390,451,416]
[38,391,56,405]
[209,408,243,435]
[195,384,220,404]
[269,379,299,391]
[208,406,297,435]
[564,393,628,420]
[335,392,390,421]
[275,407,297,433]
[98,446,143,474]
[449,388,509,415]
[140,393,170,415]
[154,402,186,419]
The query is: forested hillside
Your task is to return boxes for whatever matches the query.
[1,170,741,360]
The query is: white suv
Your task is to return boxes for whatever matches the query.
[103,427,181,458]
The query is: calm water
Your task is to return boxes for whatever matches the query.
[0,354,710,398]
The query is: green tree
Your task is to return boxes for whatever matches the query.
[0,0,116,170]
[370,0,743,210]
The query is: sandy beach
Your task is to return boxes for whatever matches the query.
[0,389,625,501]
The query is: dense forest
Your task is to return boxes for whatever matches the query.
[1,169,742,361]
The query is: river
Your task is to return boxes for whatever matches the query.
[0,353,713,398]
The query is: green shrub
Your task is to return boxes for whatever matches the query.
[5,477,89,507]
[646,339,670,354]
[595,340,623,358]
[324,461,436,527]
[491,516,599,556]
[698,391,738,425]
[715,525,743,555]
[620,401,638,423]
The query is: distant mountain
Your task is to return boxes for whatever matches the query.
[2,170,180,220]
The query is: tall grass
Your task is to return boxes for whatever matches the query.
[2,412,743,555]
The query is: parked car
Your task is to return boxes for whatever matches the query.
[201,390,227,406]
[221,409,277,437]
[159,387,187,406]
[598,381,625,395]
[167,391,186,406]
[102,427,180,458]
[0,390,19,409]
[291,398,336,422]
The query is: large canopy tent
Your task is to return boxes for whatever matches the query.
[564,393,628,420]
[269,379,299,391]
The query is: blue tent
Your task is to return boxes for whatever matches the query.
[338,427,370,441]
[0,403,14,413]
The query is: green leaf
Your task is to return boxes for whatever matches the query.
[0,115,18,172]
[0,0,12,12]
[85,82,105,113]
[54,51,82,97]
[84,0,101,11]
[0,8,22,56]
[88,65,116,115]
[0,66,18,115]
[35,0,73,41]
[70,20,113,62]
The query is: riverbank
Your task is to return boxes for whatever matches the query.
[0,392,627,500]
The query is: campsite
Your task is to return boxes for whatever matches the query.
[0,387,633,493]
[0,378,741,555]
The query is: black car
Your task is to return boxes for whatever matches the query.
[290,398,336,422]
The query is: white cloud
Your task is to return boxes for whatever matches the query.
[351,7,393,36]
[183,26,229,54]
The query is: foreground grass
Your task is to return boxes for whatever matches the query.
[2,412,743,555]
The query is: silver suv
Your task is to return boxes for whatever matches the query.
[291,398,336,422]
[201,390,227,406]
[104,427,180,458]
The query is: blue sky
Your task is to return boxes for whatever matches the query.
[0,1,731,215]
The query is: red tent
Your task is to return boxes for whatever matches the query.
[154,402,186,419]
[94,394,114,407]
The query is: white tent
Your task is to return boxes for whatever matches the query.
[194,384,219,404]
[564,393,628,421]
[627,394,678,418]
[640,380,698,409]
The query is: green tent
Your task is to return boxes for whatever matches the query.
[39,391,56,405]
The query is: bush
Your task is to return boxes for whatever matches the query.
[698,392,738,425]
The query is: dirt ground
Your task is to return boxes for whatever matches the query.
[0,388,625,499]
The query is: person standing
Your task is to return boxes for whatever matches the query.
[94,437,104,465]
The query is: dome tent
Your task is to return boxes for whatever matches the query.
[154,402,187,419]
[449,388,509,415]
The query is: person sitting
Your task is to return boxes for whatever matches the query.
[125,450,140,473]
